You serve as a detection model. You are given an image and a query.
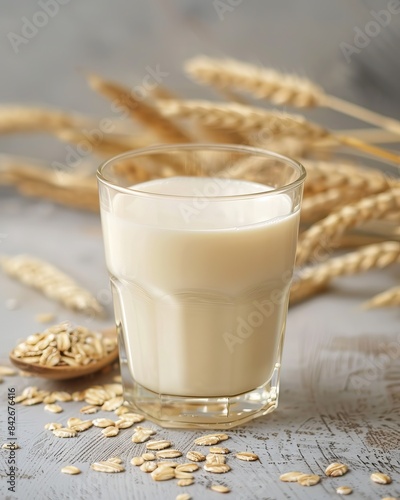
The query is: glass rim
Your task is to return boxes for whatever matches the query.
[97,143,306,200]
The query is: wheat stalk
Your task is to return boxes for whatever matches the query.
[186,56,400,136]
[297,187,400,265]
[87,74,191,145]
[0,254,104,316]
[363,286,400,309]
[291,241,400,304]
[0,106,92,134]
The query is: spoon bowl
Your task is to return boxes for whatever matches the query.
[9,328,118,380]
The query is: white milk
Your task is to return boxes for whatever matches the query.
[101,177,300,397]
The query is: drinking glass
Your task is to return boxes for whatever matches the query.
[97,144,306,428]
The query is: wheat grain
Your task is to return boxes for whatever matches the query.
[296,187,400,266]
[363,286,400,309]
[185,56,324,107]
[291,242,400,304]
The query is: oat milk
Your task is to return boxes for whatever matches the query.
[101,177,300,397]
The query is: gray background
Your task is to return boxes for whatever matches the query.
[0,1,400,500]
[1,0,400,163]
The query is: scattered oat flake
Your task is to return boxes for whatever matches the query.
[53,428,77,438]
[157,461,180,468]
[177,478,194,487]
[176,463,199,473]
[91,461,125,473]
[52,391,72,402]
[175,470,194,480]
[140,461,157,473]
[235,451,258,461]
[108,457,123,464]
[121,412,145,423]
[176,494,191,500]
[142,453,155,461]
[204,463,231,474]
[22,396,43,406]
[131,457,144,466]
[210,446,229,454]
[156,449,182,459]
[279,471,305,482]
[102,396,124,412]
[297,474,321,486]
[146,440,172,451]
[116,419,134,429]
[71,420,93,432]
[67,418,82,428]
[211,484,230,493]
[44,422,62,431]
[102,426,119,437]
[115,405,129,416]
[151,466,175,481]
[336,486,353,495]
[93,418,115,428]
[206,454,226,465]
[194,435,221,446]
[186,450,206,462]
[80,405,99,415]
[325,462,349,477]
[370,472,392,484]
[0,366,16,376]
[44,404,63,414]
[2,443,19,449]
[61,466,81,475]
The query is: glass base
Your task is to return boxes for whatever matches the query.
[120,352,280,429]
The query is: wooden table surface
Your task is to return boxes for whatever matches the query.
[0,191,399,500]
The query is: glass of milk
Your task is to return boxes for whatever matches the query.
[97,144,306,429]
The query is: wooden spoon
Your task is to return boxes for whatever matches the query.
[9,328,118,380]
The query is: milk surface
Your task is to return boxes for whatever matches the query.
[101,177,300,397]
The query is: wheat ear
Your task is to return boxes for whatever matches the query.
[158,99,328,139]
[158,99,400,164]
[291,242,400,304]
[297,187,400,266]
[303,159,388,195]
[0,160,99,212]
[0,106,92,134]
[87,74,191,144]
[53,128,142,156]
[0,254,104,316]
[186,56,400,136]
[363,286,400,309]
